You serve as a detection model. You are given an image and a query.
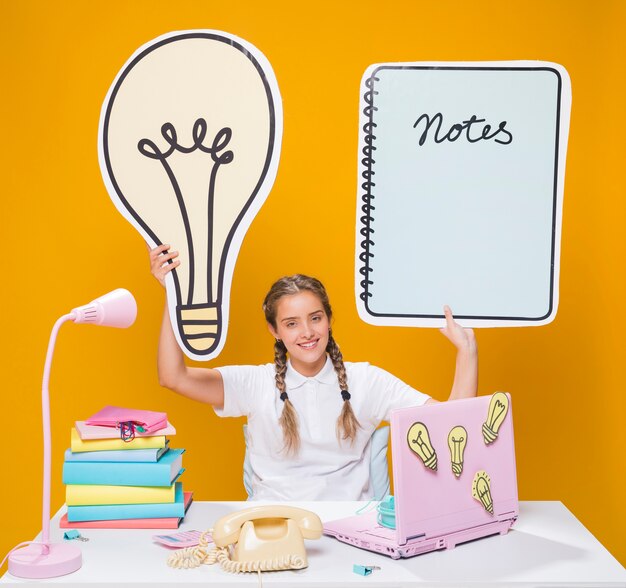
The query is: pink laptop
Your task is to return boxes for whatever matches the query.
[324,393,519,559]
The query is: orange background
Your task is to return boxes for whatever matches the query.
[1,0,625,569]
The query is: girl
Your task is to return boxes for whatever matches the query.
[150,245,478,501]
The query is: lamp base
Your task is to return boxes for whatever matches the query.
[8,542,82,579]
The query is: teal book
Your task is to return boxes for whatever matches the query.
[64,442,169,463]
[67,482,185,522]
[62,448,184,486]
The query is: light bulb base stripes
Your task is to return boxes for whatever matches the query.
[177,303,221,354]
[423,454,437,471]
[482,423,498,444]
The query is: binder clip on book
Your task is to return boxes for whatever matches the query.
[85,406,168,442]
[118,421,145,442]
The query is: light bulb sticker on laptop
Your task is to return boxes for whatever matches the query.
[472,470,494,514]
[447,426,467,477]
[482,392,509,445]
[407,422,437,471]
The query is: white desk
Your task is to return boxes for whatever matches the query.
[2,501,625,587]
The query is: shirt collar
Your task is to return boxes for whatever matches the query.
[284,355,337,390]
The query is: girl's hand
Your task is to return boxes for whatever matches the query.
[148,243,180,288]
[439,305,476,353]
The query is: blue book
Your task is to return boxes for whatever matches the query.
[62,449,184,486]
[64,442,169,463]
[67,483,185,522]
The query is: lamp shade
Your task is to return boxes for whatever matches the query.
[70,288,137,328]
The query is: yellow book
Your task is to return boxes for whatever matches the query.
[66,482,176,506]
[70,428,166,452]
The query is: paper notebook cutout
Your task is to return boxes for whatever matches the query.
[355,61,571,328]
[85,406,167,433]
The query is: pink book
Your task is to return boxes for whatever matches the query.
[85,406,167,434]
[75,420,176,440]
[59,492,193,529]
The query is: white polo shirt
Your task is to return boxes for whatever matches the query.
[214,356,430,501]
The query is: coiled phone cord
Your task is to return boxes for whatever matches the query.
[166,530,214,569]
[166,529,305,573]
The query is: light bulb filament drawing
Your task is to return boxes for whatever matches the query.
[138,119,233,308]
[492,401,506,425]
[412,432,430,454]
[472,470,494,514]
[447,426,467,477]
[407,422,437,470]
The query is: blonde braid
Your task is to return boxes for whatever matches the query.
[327,334,361,443]
[274,339,300,455]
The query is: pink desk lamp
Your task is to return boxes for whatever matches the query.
[7,288,137,579]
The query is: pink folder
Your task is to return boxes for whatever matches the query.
[75,420,176,440]
[85,406,167,434]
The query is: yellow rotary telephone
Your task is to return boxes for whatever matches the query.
[167,505,323,573]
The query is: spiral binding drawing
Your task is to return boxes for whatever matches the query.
[358,73,380,304]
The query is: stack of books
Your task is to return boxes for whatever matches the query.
[60,407,193,529]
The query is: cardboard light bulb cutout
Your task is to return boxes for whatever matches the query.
[99,30,283,360]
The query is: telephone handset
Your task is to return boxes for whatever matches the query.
[213,505,323,571]
[166,505,323,574]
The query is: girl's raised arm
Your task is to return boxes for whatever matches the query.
[149,244,224,408]
[429,305,478,403]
